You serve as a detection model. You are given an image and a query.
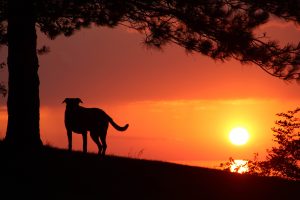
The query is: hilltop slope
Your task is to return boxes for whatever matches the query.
[0,145,299,200]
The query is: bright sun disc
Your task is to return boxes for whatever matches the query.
[229,127,249,145]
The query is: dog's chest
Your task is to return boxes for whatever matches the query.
[65,109,91,132]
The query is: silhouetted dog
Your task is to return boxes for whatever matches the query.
[63,98,129,156]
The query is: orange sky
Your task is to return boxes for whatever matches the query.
[1,18,300,167]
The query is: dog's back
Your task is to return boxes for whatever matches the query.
[65,105,109,133]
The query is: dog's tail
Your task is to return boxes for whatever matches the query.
[108,117,129,132]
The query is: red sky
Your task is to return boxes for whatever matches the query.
[1,18,300,166]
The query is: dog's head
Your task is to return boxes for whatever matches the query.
[62,98,83,108]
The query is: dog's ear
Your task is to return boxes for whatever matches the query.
[77,98,83,104]
[62,98,68,104]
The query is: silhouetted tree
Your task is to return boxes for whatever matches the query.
[1,0,300,150]
[0,62,6,97]
[259,108,300,180]
[0,84,6,97]
[0,83,6,97]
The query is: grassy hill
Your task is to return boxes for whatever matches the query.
[0,143,299,200]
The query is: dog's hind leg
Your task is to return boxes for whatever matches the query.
[90,131,102,155]
[82,132,88,153]
[99,123,108,156]
[100,135,107,156]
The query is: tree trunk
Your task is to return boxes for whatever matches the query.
[4,0,43,150]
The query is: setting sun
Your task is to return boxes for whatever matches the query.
[230,160,249,174]
[229,127,250,145]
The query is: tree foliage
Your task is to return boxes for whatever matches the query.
[261,108,300,179]
[1,0,300,80]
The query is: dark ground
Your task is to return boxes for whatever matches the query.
[0,143,299,200]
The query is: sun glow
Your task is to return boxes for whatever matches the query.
[229,127,249,145]
[230,160,249,174]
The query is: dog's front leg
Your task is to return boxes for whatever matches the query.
[82,132,87,153]
[67,130,72,151]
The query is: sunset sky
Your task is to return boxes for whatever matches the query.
[1,18,300,167]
